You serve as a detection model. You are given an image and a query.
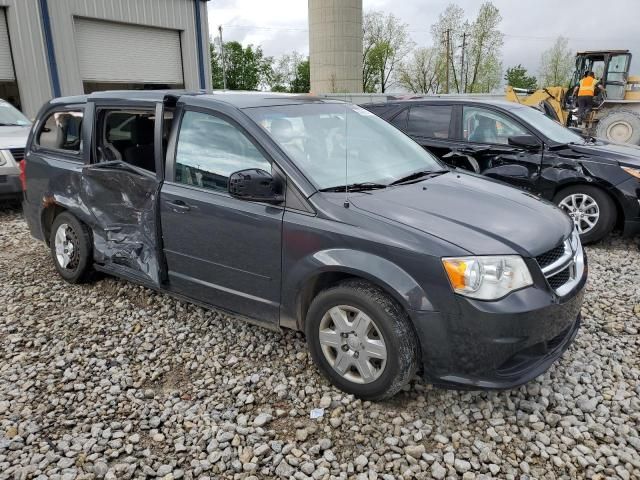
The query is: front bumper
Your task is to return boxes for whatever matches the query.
[411,265,586,390]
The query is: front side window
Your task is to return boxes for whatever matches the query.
[463,106,528,145]
[407,105,452,139]
[174,111,271,192]
[37,110,83,152]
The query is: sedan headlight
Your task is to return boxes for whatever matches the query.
[621,166,640,180]
[442,256,533,300]
[0,150,9,167]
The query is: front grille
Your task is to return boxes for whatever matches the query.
[9,148,25,162]
[547,267,572,290]
[536,244,566,269]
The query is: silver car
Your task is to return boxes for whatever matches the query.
[0,99,31,200]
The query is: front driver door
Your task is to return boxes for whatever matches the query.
[457,105,543,193]
[160,108,284,324]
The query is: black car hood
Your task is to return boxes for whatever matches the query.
[564,141,640,167]
[350,172,572,256]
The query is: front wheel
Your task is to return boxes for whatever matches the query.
[305,280,419,400]
[553,185,616,244]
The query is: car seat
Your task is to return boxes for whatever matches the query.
[124,117,156,172]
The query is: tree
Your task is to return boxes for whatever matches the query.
[362,11,413,93]
[210,41,272,90]
[539,36,574,87]
[398,47,440,94]
[505,64,537,90]
[268,52,310,93]
[430,2,503,93]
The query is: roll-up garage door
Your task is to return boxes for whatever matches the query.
[74,18,183,84]
[0,9,15,81]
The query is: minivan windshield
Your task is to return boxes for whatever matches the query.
[510,106,584,145]
[245,103,445,190]
[0,101,31,126]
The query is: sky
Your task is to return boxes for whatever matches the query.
[207,0,640,89]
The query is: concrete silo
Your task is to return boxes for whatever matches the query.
[308,0,363,94]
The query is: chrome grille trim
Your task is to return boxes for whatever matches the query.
[537,230,584,296]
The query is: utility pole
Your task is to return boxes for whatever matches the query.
[218,25,227,90]
[460,32,466,93]
[445,29,450,94]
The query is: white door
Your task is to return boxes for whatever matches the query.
[74,18,184,85]
[0,9,15,81]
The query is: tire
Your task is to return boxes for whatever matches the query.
[49,212,93,283]
[595,110,640,145]
[553,185,616,244]
[305,279,419,400]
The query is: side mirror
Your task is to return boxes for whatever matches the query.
[228,168,284,204]
[508,135,541,151]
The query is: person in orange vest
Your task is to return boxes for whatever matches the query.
[573,71,605,126]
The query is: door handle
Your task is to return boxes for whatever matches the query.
[168,200,190,212]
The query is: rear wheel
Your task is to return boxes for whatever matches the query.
[305,279,419,400]
[553,185,616,244]
[595,110,640,145]
[49,212,93,283]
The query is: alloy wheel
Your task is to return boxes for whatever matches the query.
[318,305,387,384]
[54,223,80,270]
[558,193,600,234]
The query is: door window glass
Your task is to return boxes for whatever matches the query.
[607,54,630,83]
[98,110,156,171]
[407,105,452,139]
[36,111,83,152]
[175,111,271,192]
[463,106,528,145]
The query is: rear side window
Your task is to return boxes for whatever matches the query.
[36,111,83,152]
[407,105,452,139]
[174,111,271,192]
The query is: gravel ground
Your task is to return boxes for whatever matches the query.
[0,205,639,480]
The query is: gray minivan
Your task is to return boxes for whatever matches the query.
[22,91,586,399]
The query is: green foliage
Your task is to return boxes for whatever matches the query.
[363,11,413,93]
[505,64,537,90]
[268,52,310,93]
[539,37,574,87]
[210,41,271,91]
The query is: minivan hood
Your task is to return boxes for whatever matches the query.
[0,125,30,150]
[350,172,572,256]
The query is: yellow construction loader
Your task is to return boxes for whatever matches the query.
[506,50,640,145]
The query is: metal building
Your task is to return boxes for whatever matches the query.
[0,0,211,118]
[308,0,363,94]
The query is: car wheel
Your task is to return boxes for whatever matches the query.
[49,212,93,283]
[553,185,616,244]
[305,279,419,400]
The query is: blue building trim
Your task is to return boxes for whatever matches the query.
[193,0,206,90]
[38,0,61,97]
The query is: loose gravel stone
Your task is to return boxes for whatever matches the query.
[0,205,639,480]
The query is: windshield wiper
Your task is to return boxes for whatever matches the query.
[389,169,449,186]
[319,182,388,193]
[0,123,24,126]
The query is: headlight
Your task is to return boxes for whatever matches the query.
[621,166,640,180]
[0,150,8,167]
[442,255,533,300]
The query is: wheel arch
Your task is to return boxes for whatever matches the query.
[40,196,94,246]
[285,249,434,331]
